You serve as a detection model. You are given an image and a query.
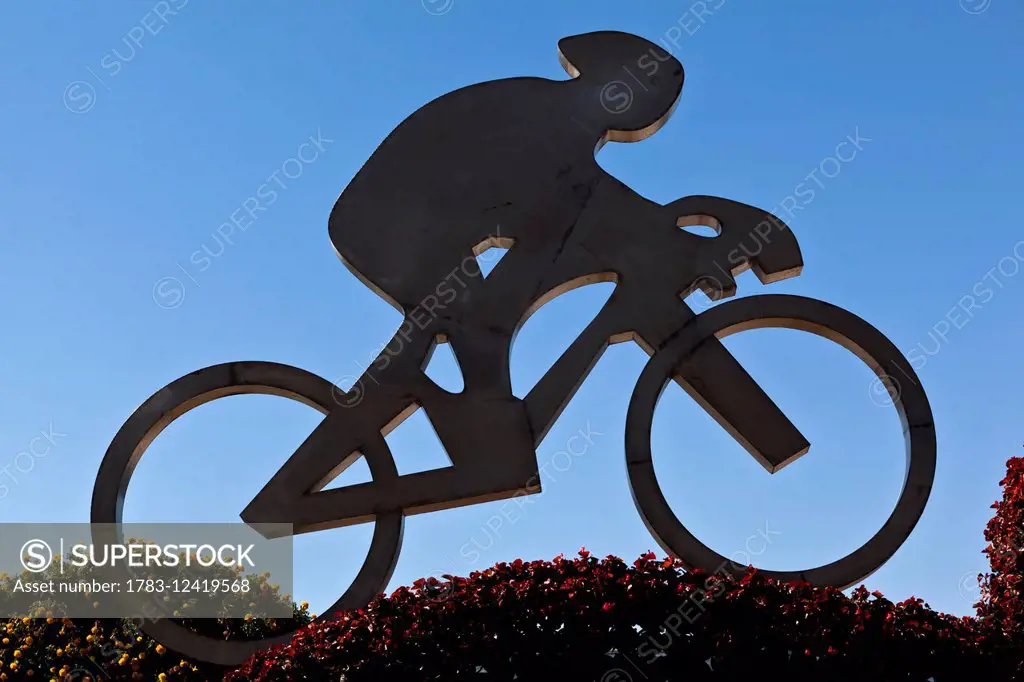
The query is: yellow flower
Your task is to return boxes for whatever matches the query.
[12,651,21,659]
[24,637,32,645]
[55,649,63,657]
[300,601,309,610]
[155,644,166,654]
[8,662,17,670]
[1,638,8,645]
[158,674,168,681]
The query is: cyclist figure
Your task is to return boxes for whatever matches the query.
[331,31,690,374]
[95,34,935,665]
[243,31,806,532]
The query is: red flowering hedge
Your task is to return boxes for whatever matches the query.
[226,457,1024,681]
[225,553,1018,681]
[979,456,1024,642]
[3,457,1023,680]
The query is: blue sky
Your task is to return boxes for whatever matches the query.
[1,1,1022,619]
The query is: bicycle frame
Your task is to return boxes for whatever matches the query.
[240,262,811,537]
[86,31,939,667]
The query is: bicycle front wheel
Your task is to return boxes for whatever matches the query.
[625,294,935,589]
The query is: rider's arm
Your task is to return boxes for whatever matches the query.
[546,169,810,472]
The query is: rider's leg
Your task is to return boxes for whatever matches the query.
[241,323,435,532]
[243,307,542,535]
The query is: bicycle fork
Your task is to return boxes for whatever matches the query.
[524,286,810,472]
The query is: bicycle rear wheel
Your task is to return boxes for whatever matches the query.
[625,294,935,589]
[91,361,403,667]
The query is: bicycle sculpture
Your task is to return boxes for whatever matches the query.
[92,31,936,665]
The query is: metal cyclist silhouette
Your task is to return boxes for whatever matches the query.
[92,31,936,666]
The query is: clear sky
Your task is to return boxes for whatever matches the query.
[1,1,1022,620]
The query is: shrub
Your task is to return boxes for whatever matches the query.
[0,547,309,681]
[3,457,1023,680]
[225,552,1018,681]
[226,458,1024,680]
[978,456,1024,643]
